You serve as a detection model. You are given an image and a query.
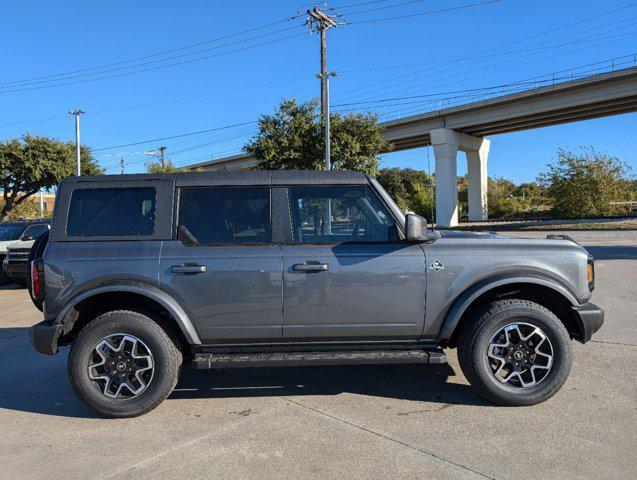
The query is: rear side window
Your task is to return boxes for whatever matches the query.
[67,187,156,237]
[179,187,270,244]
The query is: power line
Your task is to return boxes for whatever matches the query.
[338,53,637,112]
[333,14,637,101]
[333,61,636,111]
[337,23,637,74]
[333,3,635,99]
[346,0,503,24]
[335,0,428,16]
[93,120,258,151]
[479,2,636,54]
[328,0,389,10]
[346,33,636,103]
[168,129,258,156]
[1,24,305,90]
[0,14,305,87]
[0,32,306,94]
[0,74,314,127]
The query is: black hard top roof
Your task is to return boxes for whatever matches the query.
[62,170,371,187]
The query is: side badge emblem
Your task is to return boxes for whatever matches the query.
[430,260,445,272]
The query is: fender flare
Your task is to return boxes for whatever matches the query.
[436,272,579,341]
[55,282,201,344]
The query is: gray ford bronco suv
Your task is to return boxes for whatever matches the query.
[28,171,603,417]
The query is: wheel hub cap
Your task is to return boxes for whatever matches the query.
[88,334,154,399]
[487,322,554,389]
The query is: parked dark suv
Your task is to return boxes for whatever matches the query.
[28,171,603,417]
[0,219,50,285]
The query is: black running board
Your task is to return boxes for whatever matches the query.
[192,349,446,369]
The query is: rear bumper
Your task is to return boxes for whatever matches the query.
[572,302,604,343]
[29,320,63,355]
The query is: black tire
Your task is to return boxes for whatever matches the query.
[0,267,11,286]
[457,299,572,406]
[68,310,183,418]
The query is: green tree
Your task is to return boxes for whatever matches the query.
[538,147,631,218]
[245,98,389,174]
[376,167,435,220]
[146,158,187,174]
[0,198,42,221]
[0,135,102,221]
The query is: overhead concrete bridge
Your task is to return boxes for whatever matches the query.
[187,67,637,227]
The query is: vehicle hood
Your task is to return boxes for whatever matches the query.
[6,239,36,251]
[0,240,20,255]
[437,230,506,240]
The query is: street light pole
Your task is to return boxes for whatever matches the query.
[324,71,336,170]
[68,109,85,176]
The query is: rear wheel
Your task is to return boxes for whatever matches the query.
[457,299,572,406]
[68,310,182,418]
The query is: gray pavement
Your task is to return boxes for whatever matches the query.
[0,230,635,479]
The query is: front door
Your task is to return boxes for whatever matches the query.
[282,185,427,341]
[159,186,282,344]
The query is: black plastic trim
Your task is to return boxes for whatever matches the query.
[29,320,63,355]
[572,302,604,343]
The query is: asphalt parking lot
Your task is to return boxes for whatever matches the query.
[0,230,635,480]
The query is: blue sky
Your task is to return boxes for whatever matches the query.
[1,0,635,183]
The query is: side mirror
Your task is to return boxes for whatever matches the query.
[21,235,34,241]
[405,214,427,241]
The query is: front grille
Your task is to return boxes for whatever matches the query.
[7,249,30,264]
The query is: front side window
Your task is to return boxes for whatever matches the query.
[289,186,398,243]
[67,187,156,237]
[22,224,49,239]
[179,187,270,244]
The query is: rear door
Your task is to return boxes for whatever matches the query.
[159,186,283,344]
[281,185,427,341]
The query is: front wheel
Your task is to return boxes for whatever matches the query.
[457,299,572,406]
[68,310,182,418]
[0,268,11,285]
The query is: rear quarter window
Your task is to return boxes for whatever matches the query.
[66,187,156,237]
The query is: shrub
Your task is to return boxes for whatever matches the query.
[538,147,631,218]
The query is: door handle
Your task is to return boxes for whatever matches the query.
[292,262,329,272]
[170,264,207,274]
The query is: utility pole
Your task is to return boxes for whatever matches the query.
[120,156,126,175]
[158,146,167,171]
[147,146,167,171]
[307,5,337,170]
[68,109,85,175]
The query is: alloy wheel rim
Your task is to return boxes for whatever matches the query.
[487,322,554,389]
[88,333,154,399]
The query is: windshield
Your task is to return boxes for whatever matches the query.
[0,224,25,241]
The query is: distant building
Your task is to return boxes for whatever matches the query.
[27,192,56,214]
[0,191,56,218]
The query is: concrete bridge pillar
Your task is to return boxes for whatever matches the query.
[467,139,490,221]
[432,142,459,228]
[430,128,490,228]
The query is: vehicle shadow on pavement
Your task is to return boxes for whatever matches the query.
[171,362,492,407]
[583,245,637,260]
[0,327,101,419]
[1,326,490,418]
